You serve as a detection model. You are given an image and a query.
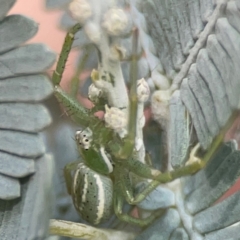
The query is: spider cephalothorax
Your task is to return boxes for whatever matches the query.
[75,128,93,150]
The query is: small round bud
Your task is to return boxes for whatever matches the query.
[84,21,101,44]
[104,105,127,131]
[68,0,92,24]
[88,84,102,103]
[137,78,150,102]
[151,89,171,126]
[102,8,131,36]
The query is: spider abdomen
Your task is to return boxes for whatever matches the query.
[72,163,114,225]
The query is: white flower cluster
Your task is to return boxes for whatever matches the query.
[102,8,132,37]
[68,0,132,43]
[104,105,127,138]
[151,89,172,127]
[68,0,92,24]
[88,83,102,103]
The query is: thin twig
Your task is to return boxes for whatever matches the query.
[49,219,137,240]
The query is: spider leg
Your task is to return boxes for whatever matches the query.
[114,165,166,226]
[51,24,113,139]
[52,24,81,86]
[63,161,79,195]
[114,166,134,203]
[114,164,156,212]
[51,23,95,127]
[113,182,163,227]
[122,154,205,181]
[54,86,96,127]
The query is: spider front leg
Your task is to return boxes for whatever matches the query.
[113,182,164,227]
[52,23,96,127]
[52,23,81,87]
[112,165,164,227]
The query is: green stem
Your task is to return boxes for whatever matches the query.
[117,29,139,159]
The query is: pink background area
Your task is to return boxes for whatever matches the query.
[9,0,64,53]
[9,0,78,89]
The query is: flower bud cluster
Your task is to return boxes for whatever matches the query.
[104,105,127,137]
[68,0,92,24]
[68,1,132,39]
[102,8,132,36]
[88,84,102,103]
[151,89,172,126]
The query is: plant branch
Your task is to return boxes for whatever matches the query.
[49,219,137,240]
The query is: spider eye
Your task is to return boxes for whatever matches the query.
[75,128,93,149]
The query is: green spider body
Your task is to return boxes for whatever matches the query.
[65,128,117,225]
